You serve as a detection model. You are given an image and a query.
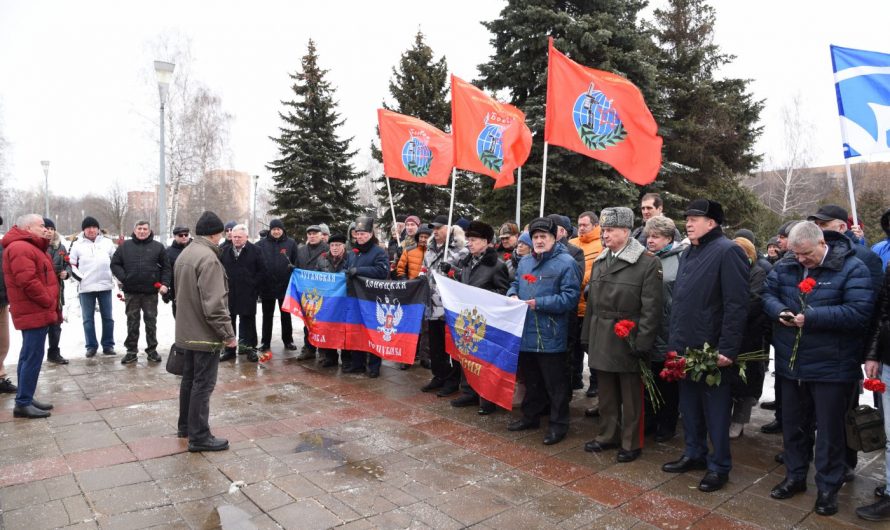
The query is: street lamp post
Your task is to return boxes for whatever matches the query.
[40,160,50,217]
[154,60,175,244]
[253,175,259,239]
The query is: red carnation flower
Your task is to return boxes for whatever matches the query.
[63,255,70,262]
[153,282,162,289]
[421,267,428,274]
[352,248,359,254]
[447,269,455,278]
[666,351,678,360]
[279,249,287,255]
[613,319,636,339]
[503,253,512,261]
[864,378,886,394]
[798,277,816,294]
[522,274,537,283]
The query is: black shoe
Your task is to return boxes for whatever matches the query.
[342,365,366,374]
[774,452,784,464]
[876,485,888,498]
[284,343,298,351]
[436,385,459,397]
[450,394,479,408]
[571,380,584,390]
[121,352,138,364]
[815,490,839,516]
[420,359,432,370]
[398,363,411,370]
[85,348,97,358]
[188,436,229,452]
[146,351,162,363]
[368,370,380,378]
[47,353,69,364]
[507,419,540,432]
[420,378,445,393]
[699,471,729,492]
[584,407,600,418]
[760,400,777,410]
[102,348,116,355]
[617,449,642,463]
[31,399,53,411]
[0,377,16,393]
[220,349,236,362]
[770,477,807,499]
[584,440,618,453]
[662,456,708,473]
[654,430,676,443]
[260,343,270,351]
[857,498,890,521]
[478,403,496,415]
[321,359,338,368]
[586,386,598,398]
[13,404,51,419]
[543,430,566,445]
[246,350,259,362]
[761,419,782,434]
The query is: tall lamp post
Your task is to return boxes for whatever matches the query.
[154,60,175,243]
[40,160,50,217]
[252,175,259,239]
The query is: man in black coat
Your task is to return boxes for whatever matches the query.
[165,226,191,317]
[661,199,749,493]
[445,221,510,414]
[295,225,329,360]
[220,224,265,362]
[256,219,299,351]
[111,221,172,364]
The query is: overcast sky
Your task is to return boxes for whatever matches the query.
[1,0,889,200]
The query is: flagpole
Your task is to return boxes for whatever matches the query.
[515,167,522,226]
[444,168,457,262]
[836,115,860,225]
[539,142,549,216]
[384,174,401,246]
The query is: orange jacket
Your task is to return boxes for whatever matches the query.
[569,226,603,316]
[396,244,426,279]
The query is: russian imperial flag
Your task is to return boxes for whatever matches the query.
[435,273,528,410]
[280,269,355,350]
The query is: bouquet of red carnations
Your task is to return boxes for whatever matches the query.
[660,342,768,387]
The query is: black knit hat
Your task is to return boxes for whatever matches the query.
[82,216,100,231]
[684,199,725,225]
[195,211,225,236]
[269,219,285,230]
[328,233,347,244]
[735,229,755,245]
[465,221,495,242]
[43,217,56,230]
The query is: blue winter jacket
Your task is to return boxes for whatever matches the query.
[506,242,581,353]
[763,232,876,382]
[346,237,389,280]
[668,227,750,359]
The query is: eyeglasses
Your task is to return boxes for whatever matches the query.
[175,233,189,237]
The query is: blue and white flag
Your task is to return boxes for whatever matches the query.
[831,45,890,158]
[434,273,527,410]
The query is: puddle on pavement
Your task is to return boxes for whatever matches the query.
[263,394,294,404]
[344,459,385,480]
[294,432,343,453]
[203,504,256,530]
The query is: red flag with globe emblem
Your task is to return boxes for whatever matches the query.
[451,75,532,188]
[544,38,662,185]
[377,109,453,186]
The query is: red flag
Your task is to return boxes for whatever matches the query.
[378,109,453,186]
[451,75,532,188]
[544,38,662,185]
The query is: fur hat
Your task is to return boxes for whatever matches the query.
[599,207,634,229]
[354,216,374,233]
[328,233,347,244]
[195,211,225,236]
[465,221,495,242]
[684,199,725,225]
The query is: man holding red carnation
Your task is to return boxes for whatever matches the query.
[763,221,875,516]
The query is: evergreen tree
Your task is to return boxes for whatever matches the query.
[475,0,660,223]
[267,39,362,234]
[371,31,481,223]
[651,0,771,231]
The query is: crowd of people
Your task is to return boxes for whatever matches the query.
[2,194,890,522]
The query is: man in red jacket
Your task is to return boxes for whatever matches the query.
[1,214,60,419]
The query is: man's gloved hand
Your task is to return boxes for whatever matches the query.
[438,262,452,274]
[346,267,358,278]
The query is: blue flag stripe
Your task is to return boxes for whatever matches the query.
[355,298,425,335]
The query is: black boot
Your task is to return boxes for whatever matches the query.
[857,498,890,521]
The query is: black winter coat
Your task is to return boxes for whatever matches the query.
[110,234,172,295]
[346,237,389,280]
[221,242,266,315]
[729,263,768,399]
[297,242,329,271]
[668,227,750,360]
[866,266,890,365]
[165,239,189,298]
[256,232,298,299]
[453,247,510,294]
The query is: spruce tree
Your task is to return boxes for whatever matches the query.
[651,0,772,232]
[475,0,660,223]
[267,39,362,234]
[372,31,481,223]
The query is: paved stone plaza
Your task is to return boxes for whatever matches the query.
[0,352,886,529]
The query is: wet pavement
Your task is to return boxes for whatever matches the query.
[0,350,887,529]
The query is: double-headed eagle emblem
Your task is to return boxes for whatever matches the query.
[454,307,487,356]
[376,295,403,342]
[300,289,324,326]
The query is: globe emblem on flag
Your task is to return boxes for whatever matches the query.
[401,136,433,177]
[476,124,504,173]
[572,82,627,151]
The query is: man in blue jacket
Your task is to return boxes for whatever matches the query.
[506,217,580,446]
[661,199,749,493]
[763,221,875,516]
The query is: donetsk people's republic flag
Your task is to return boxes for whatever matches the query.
[377,109,454,185]
[544,37,662,186]
[435,273,528,410]
[347,276,428,365]
[281,269,353,350]
[451,75,533,188]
